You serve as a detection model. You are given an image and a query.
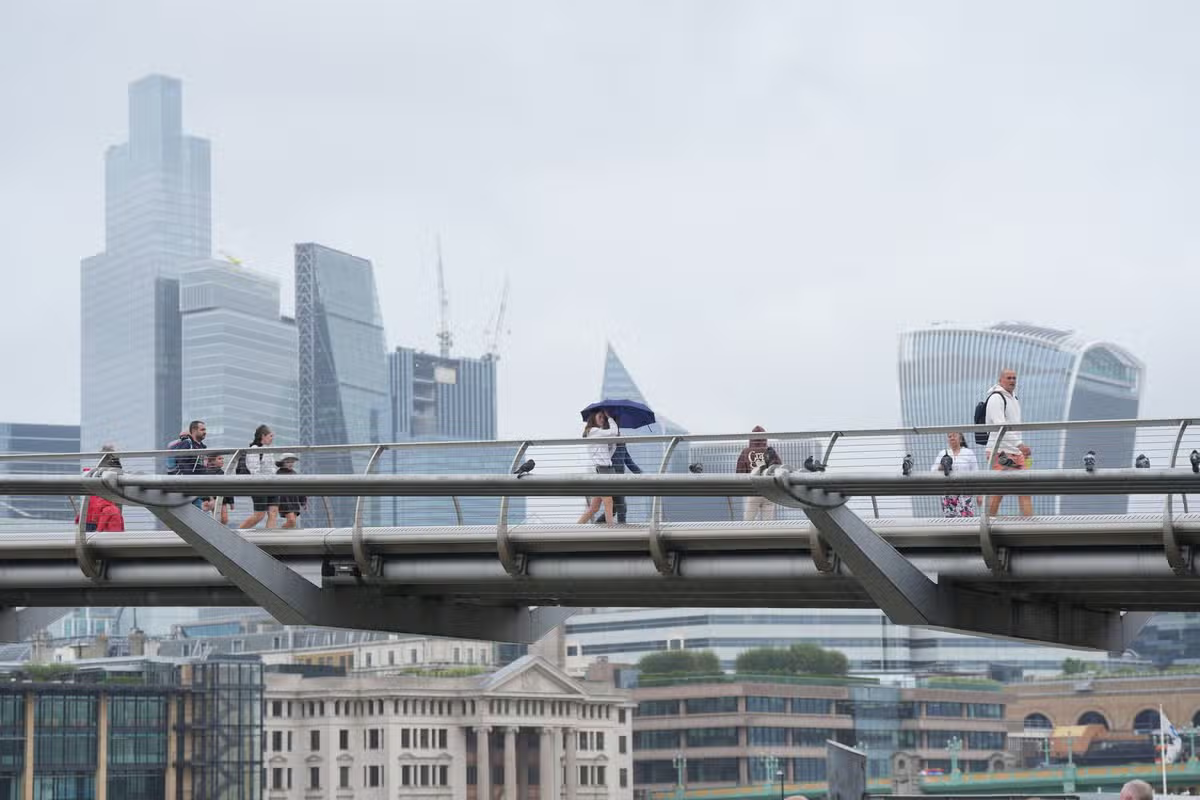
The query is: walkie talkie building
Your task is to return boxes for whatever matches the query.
[898,322,1143,516]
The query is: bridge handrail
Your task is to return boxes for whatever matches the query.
[5,416,1200,463]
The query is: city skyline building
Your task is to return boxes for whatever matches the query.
[81,74,212,454]
[897,322,1144,515]
[180,260,298,449]
[295,242,390,526]
[386,347,523,526]
[0,422,80,521]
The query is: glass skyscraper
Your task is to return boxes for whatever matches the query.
[0,423,80,521]
[386,348,523,525]
[81,75,212,453]
[295,243,389,526]
[897,322,1143,515]
[180,261,298,449]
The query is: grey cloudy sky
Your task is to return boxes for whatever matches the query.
[1,1,1198,441]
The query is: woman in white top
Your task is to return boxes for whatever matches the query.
[576,410,619,526]
[238,424,280,530]
[931,432,979,517]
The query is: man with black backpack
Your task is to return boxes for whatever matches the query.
[166,420,208,507]
[977,369,1032,516]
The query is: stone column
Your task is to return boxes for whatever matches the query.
[540,728,558,800]
[517,729,530,800]
[454,727,471,800]
[476,727,493,800]
[505,728,519,800]
[564,728,578,800]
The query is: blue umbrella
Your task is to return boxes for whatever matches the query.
[580,399,657,430]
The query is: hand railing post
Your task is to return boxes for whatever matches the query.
[351,445,387,578]
[497,442,532,576]
[979,425,1008,574]
[648,437,682,576]
[1163,421,1192,575]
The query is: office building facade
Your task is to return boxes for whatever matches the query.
[180,261,298,449]
[630,677,1011,791]
[81,75,212,454]
[897,322,1143,515]
[262,655,633,800]
[295,243,390,526]
[387,348,523,525]
[0,655,261,800]
[0,423,80,521]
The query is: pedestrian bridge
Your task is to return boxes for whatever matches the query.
[1,417,1199,649]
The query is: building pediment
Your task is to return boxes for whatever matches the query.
[268,755,289,765]
[398,752,454,762]
[481,655,587,696]
[336,752,355,763]
[305,754,323,765]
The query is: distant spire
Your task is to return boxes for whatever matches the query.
[600,343,647,404]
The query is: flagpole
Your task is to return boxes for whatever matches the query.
[1161,703,1169,796]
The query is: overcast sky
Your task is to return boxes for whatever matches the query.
[2,1,1199,441]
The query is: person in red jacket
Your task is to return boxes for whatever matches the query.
[78,495,124,532]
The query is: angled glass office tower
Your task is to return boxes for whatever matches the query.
[180,261,298,449]
[295,243,389,526]
[898,322,1143,515]
[81,75,211,453]
[386,348,522,525]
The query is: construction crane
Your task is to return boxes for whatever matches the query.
[485,276,510,361]
[435,237,453,358]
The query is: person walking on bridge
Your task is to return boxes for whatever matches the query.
[238,424,279,530]
[577,409,618,526]
[984,369,1033,517]
[931,432,979,517]
[737,426,782,521]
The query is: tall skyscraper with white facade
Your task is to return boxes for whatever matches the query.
[296,243,390,526]
[180,261,298,449]
[897,322,1143,515]
[81,75,211,453]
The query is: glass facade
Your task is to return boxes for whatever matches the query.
[81,75,211,455]
[108,696,167,798]
[295,243,389,526]
[0,423,80,521]
[897,322,1143,515]
[187,659,263,800]
[35,694,97,799]
[180,262,298,451]
[0,695,23,800]
[385,348,523,526]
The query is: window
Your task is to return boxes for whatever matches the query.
[580,765,589,786]
[439,729,448,749]
[402,765,412,786]
[368,729,381,750]
[636,700,680,717]
[619,736,627,754]
[310,730,320,752]
[1023,713,1053,731]
[272,768,283,790]
[402,729,410,748]
[410,649,418,664]
[366,653,373,667]
[792,728,835,747]
[620,768,628,788]
[368,765,382,787]
[748,727,787,746]
[792,697,832,715]
[454,647,461,663]
[967,731,1006,750]
[271,701,282,717]
[271,731,282,752]
[309,766,320,790]
[746,696,788,714]
[339,729,349,750]
[597,766,606,786]
[687,758,739,783]
[618,708,626,724]
[924,702,964,718]
[420,729,429,749]
[685,727,739,748]
[634,730,680,750]
[685,697,738,715]
[339,765,350,789]
[793,758,826,782]
[389,651,396,666]
[596,732,604,751]
[287,731,293,752]
[969,703,1004,719]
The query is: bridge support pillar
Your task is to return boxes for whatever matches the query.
[803,503,1149,652]
[146,500,574,641]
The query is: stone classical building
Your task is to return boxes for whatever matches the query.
[262,655,634,800]
[1010,672,1200,734]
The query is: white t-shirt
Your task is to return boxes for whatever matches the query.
[583,422,620,466]
[930,447,980,475]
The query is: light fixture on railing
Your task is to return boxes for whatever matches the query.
[902,454,914,476]
[1136,454,1151,469]
[1083,451,1097,473]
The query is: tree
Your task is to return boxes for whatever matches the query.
[736,648,794,675]
[638,650,720,676]
[734,644,849,676]
[1062,658,1090,675]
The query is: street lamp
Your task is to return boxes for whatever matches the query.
[776,769,785,800]
[673,753,687,800]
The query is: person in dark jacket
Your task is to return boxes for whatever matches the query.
[274,453,307,529]
[201,455,235,525]
[594,442,642,524]
[736,425,782,521]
